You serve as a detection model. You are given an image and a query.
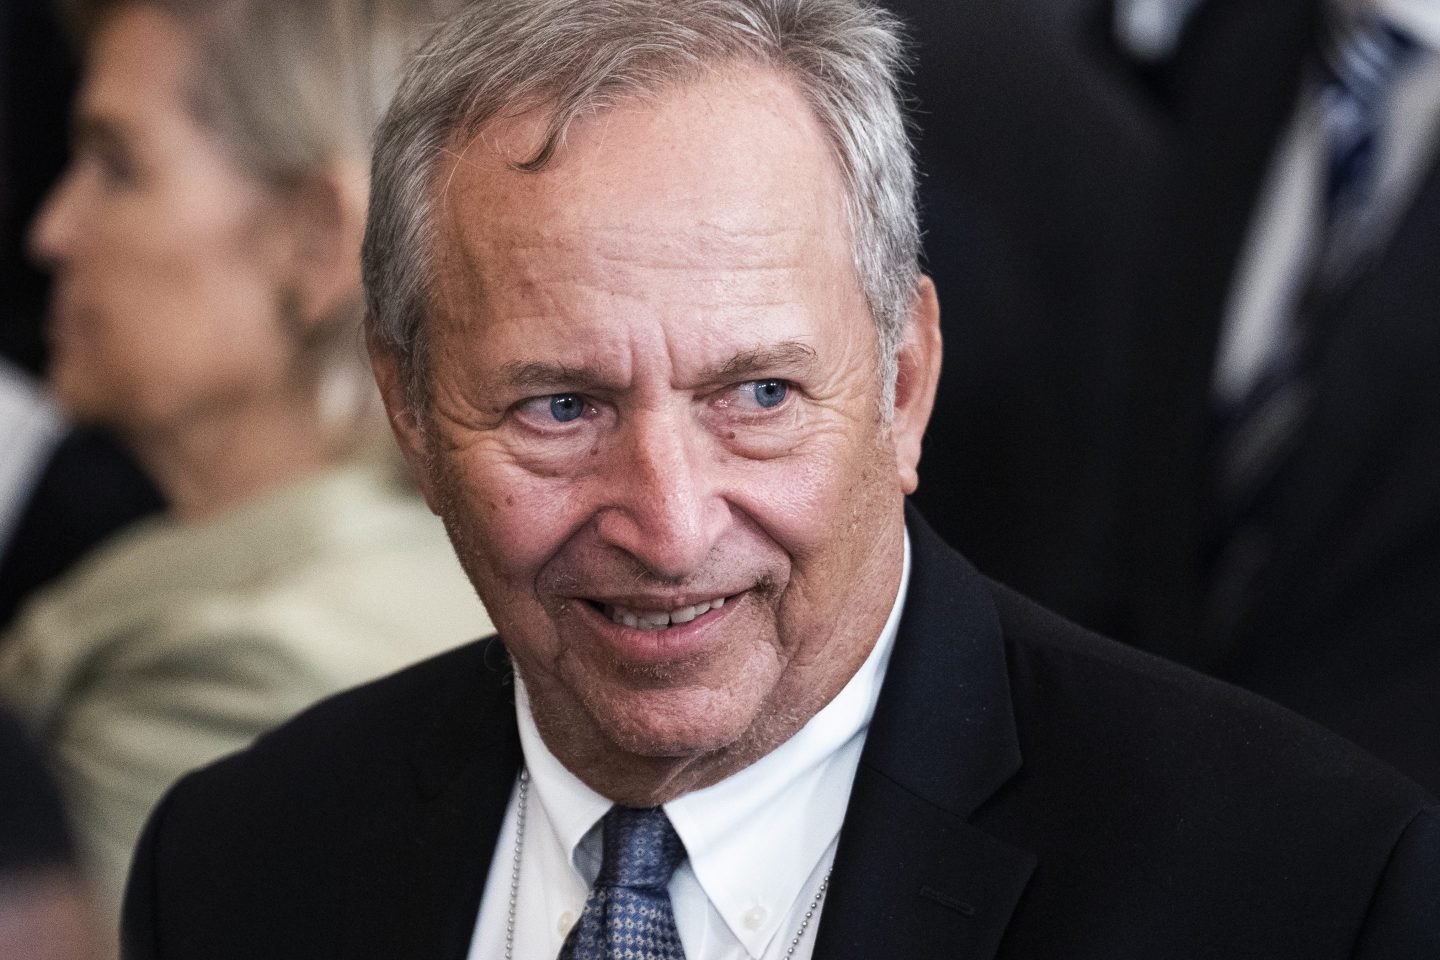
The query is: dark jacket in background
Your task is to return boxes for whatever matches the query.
[890,0,1440,793]
[0,428,165,634]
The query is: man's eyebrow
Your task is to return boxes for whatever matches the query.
[493,341,819,393]
[495,360,600,391]
[709,341,818,381]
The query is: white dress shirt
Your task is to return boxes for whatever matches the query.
[1212,0,1440,406]
[468,534,911,960]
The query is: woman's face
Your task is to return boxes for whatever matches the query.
[30,5,297,437]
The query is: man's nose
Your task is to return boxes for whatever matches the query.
[593,408,728,581]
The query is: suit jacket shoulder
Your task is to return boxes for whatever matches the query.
[995,575,1429,815]
[988,585,1440,957]
[816,511,1439,960]
[123,637,520,960]
[991,576,1430,858]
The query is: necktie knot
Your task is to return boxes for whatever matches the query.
[559,806,688,959]
[1317,13,1419,213]
[596,806,686,890]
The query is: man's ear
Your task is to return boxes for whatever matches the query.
[891,275,942,495]
[281,165,368,328]
[367,329,440,512]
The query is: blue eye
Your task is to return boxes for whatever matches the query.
[549,394,585,422]
[752,380,788,408]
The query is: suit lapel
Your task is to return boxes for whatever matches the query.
[814,769,1035,960]
[338,638,522,960]
[813,510,1035,960]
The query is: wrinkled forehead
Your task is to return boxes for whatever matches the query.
[425,67,859,307]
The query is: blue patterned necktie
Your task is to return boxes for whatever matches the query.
[558,805,689,960]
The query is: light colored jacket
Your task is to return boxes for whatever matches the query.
[0,459,491,937]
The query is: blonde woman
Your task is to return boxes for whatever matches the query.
[0,0,487,939]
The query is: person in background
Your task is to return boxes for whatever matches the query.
[0,0,165,635]
[1123,0,1440,796]
[889,0,1440,794]
[0,0,486,943]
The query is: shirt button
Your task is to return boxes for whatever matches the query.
[558,911,577,934]
[743,906,768,930]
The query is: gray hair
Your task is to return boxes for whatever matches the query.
[64,0,464,451]
[362,0,919,414]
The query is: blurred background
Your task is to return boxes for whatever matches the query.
[3,0,75,376]
[1,0,166,639]
[3,0,1438,954]
[2,0,488,954]
[894,0,1440,800]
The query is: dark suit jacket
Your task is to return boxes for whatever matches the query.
[0,427,164,634]
[122,511,1440,959]
[889,0,1440,794]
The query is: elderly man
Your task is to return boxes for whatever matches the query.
[122,1,1440,958]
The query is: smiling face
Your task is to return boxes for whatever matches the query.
[28,5,295,439]
[375,68,940,803]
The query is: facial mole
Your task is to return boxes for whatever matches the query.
[505,495,515,507]
[726,431,736,441]
[590,445,600,456]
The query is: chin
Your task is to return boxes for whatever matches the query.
[585,682,764,761]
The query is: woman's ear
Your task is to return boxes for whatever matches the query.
[280,165,368,328]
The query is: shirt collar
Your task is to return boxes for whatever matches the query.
[516,530,910,956]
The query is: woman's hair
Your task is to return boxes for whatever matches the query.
[63,0,465,455]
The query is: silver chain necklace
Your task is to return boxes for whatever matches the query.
[504,769,833,959]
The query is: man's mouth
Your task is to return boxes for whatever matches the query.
[595,596,729,631]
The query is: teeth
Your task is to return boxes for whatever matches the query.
[604,596,727,631]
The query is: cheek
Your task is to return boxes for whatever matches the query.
[428,451,600,675]
[729,424,884,558]
[435,446,590,593]
[144,229,276,344]
[75,201,283,385]
[132,168,276,297]
[87,273,284,425]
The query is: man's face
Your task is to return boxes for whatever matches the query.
[378,68,939,800]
